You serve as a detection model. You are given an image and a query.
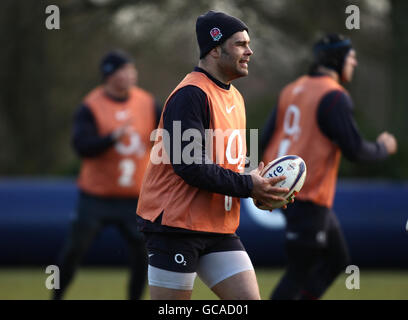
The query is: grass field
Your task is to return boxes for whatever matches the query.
[0,267,407,300]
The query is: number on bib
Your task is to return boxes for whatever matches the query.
[225,196,232,211]
[118,159,135,187]
[277,104,301,157]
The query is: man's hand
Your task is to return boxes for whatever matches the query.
[250,162,290,210]
[377,131,397,155]
[112,122,133,141]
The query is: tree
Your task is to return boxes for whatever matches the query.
[0,0,405,179]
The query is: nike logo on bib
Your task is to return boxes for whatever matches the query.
[226,105,236,113]
[115,110,129,121]
[286,232,298,240]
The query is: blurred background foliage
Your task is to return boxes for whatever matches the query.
[0,0,407,179]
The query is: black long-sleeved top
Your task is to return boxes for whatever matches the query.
[162,67,253,198]
[260,74,388,162]
[71,91,162,157]
[136,67,253,234]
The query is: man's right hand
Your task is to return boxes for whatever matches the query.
[377,131,397,155]
[249,162,289,209]
[112,123,133,141]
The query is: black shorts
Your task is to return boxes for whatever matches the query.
[142,231,254,290]
[283,200,346,250]
[71,191,143,242]
[143,232,245,273]
[281,200,351,280]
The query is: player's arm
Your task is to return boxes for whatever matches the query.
[164,86,288,203]
[164,86,253,197]
[317,90,395,161]
[71,104,125,157]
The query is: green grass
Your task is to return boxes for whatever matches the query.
[0,267,407,300]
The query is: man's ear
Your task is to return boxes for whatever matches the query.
[209,46,221,59]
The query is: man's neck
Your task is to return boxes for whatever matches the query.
[198,60,231,85]
[195,66,231,90]
[316,66,339,82]
[103,84,129,101]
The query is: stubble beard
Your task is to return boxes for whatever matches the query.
[220,49,247,81]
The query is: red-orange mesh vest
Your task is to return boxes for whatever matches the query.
[137,71,247,233]
[78,86,156,198]
[263,75,347,208]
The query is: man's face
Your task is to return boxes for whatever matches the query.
[342,49,357,83]
[108,63,138,90]
[218,30,253,81]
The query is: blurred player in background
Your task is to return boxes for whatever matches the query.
[53,50,161,300]
[136,11,291,300]
[261,34,397,300]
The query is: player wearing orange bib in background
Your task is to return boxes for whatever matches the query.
[261,34,397,300]
[53,50,160,300]
[136,11,291,300]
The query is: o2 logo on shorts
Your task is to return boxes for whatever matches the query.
[174,253,187,266]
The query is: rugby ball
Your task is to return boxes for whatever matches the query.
[253,155,307,210]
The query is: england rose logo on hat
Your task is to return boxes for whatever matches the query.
[210,27,222,41]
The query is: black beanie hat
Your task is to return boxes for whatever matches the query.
[100,50,132,79]
[196,10,249,59]
[312,33,352,77]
